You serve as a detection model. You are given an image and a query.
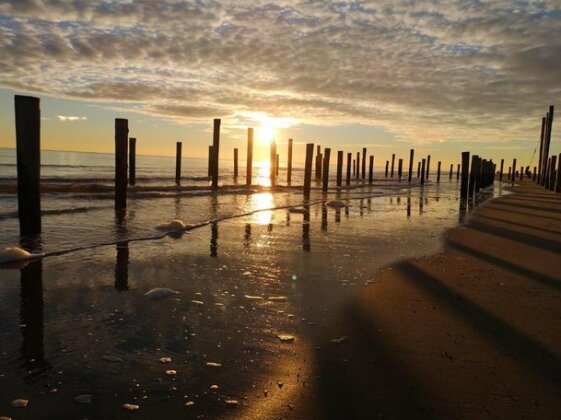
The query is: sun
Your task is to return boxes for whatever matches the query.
[242,112,294,146]
[257,124,275,146]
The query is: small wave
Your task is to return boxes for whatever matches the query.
[0,206,109,221]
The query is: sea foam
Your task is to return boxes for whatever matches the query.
[156,219,187,231]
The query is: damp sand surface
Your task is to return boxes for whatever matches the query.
[0,181,503,419]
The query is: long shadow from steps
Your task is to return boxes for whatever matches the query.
[476,214,561,236]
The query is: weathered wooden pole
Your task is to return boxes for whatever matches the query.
[114,118,128,210]
[287,138,293,185]
[426,155,431,179]
[211,119,221,190]
[356,152,360,179]
[542,106,555,185]
[537,117,545,183]
[175,141,182,185]
[346,152,351,186]
[533,166,537,181]
[475,158,482,192]
[436,161,441,183]
[322,148,331,192]
[544,158,551,189]
[460,152,470,200]
[129,137,136,186]
[449,163,453,180]
[315,146,322,180]
[511,158,517,182]
[352,159,356,177]
[385,161,389,177]
[520,164,524,181]
[270,141,277,186]
[362,147,366,179]
[15,95,42,235]
[208,145,213,177]
[246,128,254,186]
[408,149,414,183]
[549,155,557,191]
[233,148,239,179]
[276,153,280,176]
[417,162,421,178]
[398,158,403,180]
[390,153,395,177]
[369,155,374,184]
[468,155,477,197]
[456,164,460,181]
[556,154,561,193]
[499,159,504,181]
[336,150,343,187]
[508,166,511,179]
[303,143,314,198]
[420,158,426,185]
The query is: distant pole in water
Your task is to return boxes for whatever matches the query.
[315,146,322,180]
[417,161,421,178]
[520,162,524,181]
[353,159,356,177]
[208,145,213,177]
[129,137,136,186]
[336,150,343,187]
[555,154,561,193]
[287,138,293,185]
[362,147,366,179]
[211,119,221,190]
[246,128,253,186]
[356,152,360,179]
[398,158,403,180]
[537,117,546,184]
[549,155,557,191]
[175,141,182,185]
[270,140,277,186]
[385,161,389,177]
[322,148,331,192]
[114,118,128,210]
[449,163,453,180]
[499,159,504,181]
[420,158,426,186]
[511,158,517,182]
[544,158,551,189]
[475,158,482,192]
[303,143,314,198]
[426,155,431,179]
[369,155,374,184]
[276,153,280,177]
[233,148,239,179]
[408,149,414,183]
[460,152,470,200]
[346,152,351,186]
[390,153,395,177]
[456,163,460,181]
[508,166,511,179]
[436,161,441,183]
[468,155,478,197]
[533,166,537,182]
[15,95,41,235]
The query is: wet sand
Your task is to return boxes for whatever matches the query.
[302,180,561,419]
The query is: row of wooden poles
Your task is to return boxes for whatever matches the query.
[534,106,560,192]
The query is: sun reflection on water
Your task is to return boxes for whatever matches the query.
[249,192,274,225]
[255,160,271,187]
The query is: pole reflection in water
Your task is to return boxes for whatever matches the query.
[335,208,341,223]
[367,198,372,211]
[321,204,328,232]
[360,198,364,216]
[20,259,49,378]
[210,222,218,257]
[268,223,273,232]
[303,205,311,252]
[286,211,290,226]
[459,199,468,223]
[244,223,251,247]
[115,241,130,291]
[407,194,411,218]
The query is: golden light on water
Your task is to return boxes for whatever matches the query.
[250,192,274,225]
[255,160,271,187]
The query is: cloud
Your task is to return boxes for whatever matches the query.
[57,115,87,122]
[0,0,559,145]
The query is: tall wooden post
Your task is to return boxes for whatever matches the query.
[555,153,561,193]
[449,163,453,180]
[346,152,351,186]
[211,119,220,190]
[456,164,460,181]
[475,158,482,192]
[460,152,470,200]
[499,159,504,181]
[417,162,421,178]
[270,140,277,186]
[398,158,403,179]
[356,152,360,179]
[208,145,213,177]
[322,148,331,192]
[511,158,517,182]
[369,155,374,184]
[361,147,366,179]
[420,158,426,185]
[537,117,545,183]
[353,159,356,177]
[246,128,253,186]
[549,155,557,191]
[544,158,551,189]
[15,95,42,235]
[233,148,239,179]
[276,153,280,176]
[426,155,431,179]
[315,146,322,180]
[390,153,395,177]
[468,155,478,197]
[336,151,343,187]
[129,137,136,186]
[385,161,389,177]
[175,141,182,185]
[303,143,314,198]
[542,106,555,185]
[436,161,441,183]
[408,149,414,183]
[287,138,293,185]
[114,118,128,210]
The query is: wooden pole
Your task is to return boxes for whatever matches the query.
[499,159,504,181]
[420,158,426,185]
[549,155,557,191]
[304,143,314,198]
[15,95,41,235]
[175,141,182,185]
[322,148,331,192]
[468,155,477,197]
[533,166,537,182]
[129,137,136,186]
[114,118,128,210]
[336,150,343,187]
[511,158,517,182]
[246,128,253,186]
[449,163,453,180]
[398,158,403,180]
[208,145,213,177]
[346,152,351,186]
[542,106,555,185]
[460,152,470,200]
[544,158,551,189]
[234,148,239,178]
[436,161,441,183]
[390,153,395,177]
[353,159,356,177]
[537,117,545,183]
[408,149,414,183]
[426,155,431,179]
[276,153,280,176]
[270,141,277,186]
[456,163,460,181]
[475,158,482,192]
[385,161,389,177]
[417,162,421,178]
[356,152,360,179]
[361,147,366,179]
[287,138,293,185]
[315,146,322,179]
[556,153,561,193]
[211,119,220,190]
[369,155,374,184]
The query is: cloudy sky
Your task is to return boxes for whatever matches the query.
[0,0,560,165]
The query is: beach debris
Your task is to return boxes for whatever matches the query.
[268,296,288,302]
[330,336,349,344]
[74,394,93,404]
[278,334,296,343]
[288,207,309,214]
[165,370,177,376]
[191,300,204,305]
[244,295,263,300]
[225,399,239,408]
[277,382,283,389]
[122,403,140,411]
[159,357,172,364]
[144,288,180,301]
[210,385,219,390]
[206,362,222,368]
[325,200,347,208]
[0,247,42,264]
[156,219,187,231]
[10,399,28,408]
[0,416,13,420]
[184,401,195,407]
[101,355,124,363]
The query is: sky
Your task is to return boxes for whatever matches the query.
[0,0,560,167]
